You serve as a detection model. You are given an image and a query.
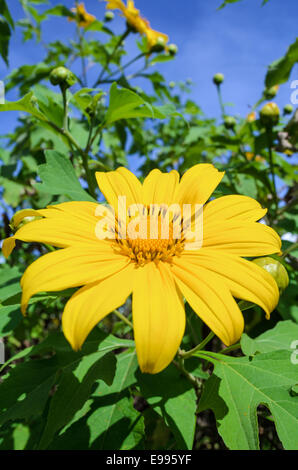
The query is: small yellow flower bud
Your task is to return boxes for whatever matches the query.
[9,209,42,233]
[259,102,280,127]
[246,111,256,123]
[252,257,289,294]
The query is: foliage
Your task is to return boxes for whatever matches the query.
[0,0,297,451]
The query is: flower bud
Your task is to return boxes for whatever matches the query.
[246,111,256,123]
[104,11,114,21]
[213,73,224,85]
[259,102,280,127]
[150,36,167,53]
[224,116,236,129]
[252,257,289,294]
[264,85,279,100]
[168,43,178,56]
[9,209,42,233]
[50,66,77,89]
[283,104,293,115]
[169,81,176,89]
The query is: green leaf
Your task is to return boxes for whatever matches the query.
[0,0,14,28]
[265,38,298,88]
[0,92,47,121]
[241,320,298,356]
[49,350,143,450]
[138,364,197,449]
[0,330,134,430]
[0,17,10,66]
[105,83,179,125]
[0,265,22,303]
[197,350,298,450]
[39,352,117,449]
[35,149,96,201]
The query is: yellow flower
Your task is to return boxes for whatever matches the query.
[105,0,168,49]
[246,111,256,123]
[69,2,96,28]
[3,164,281,374]
[245,152,265,163]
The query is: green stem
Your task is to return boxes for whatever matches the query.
[77,24,88,87]
[173,354,202,391]
[113,309,133,328]
[61,86,69,132]
[94,28,131,86]
[281,241,298,259]
[216,84,225,118]
[179,331,215,360]
[219,342,241,355]
[98,52,146,85]
[267,126,278,214]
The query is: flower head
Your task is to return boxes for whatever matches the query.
[3,164,281,374]
[69,2,96,28]
[105,0,168,50]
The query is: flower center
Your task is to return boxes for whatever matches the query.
[114,214,184,266]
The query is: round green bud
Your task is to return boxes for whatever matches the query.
[104,11,114,21]
[50,66,77,89]
[283,104,293,115]
[213,73,224,85]
[259,102,280,127]
[169,81,176,89]
[264,85,279,100]
[150,36,167,53]
[252,257,289,294]
[168,43,178,56]
[224,116,236,129]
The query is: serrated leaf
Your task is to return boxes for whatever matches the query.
[0,92,47,121]
[35,149,96,201]
[241,320,298,356]
[197,350,298,450]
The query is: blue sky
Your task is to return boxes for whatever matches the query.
[1,0,298,135]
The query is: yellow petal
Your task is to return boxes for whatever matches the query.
[62,263,134,351]
[2,237,16,258]
[175,164,224,207]
[96,167,142,213]
[202,220,281,256]
[9,201,113,250]
[142,168,179,206]
[21,245,129,314]
[172,257,244,346]
[203,195,267,223]
[181,249,279,319]
[132,262,185,374]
